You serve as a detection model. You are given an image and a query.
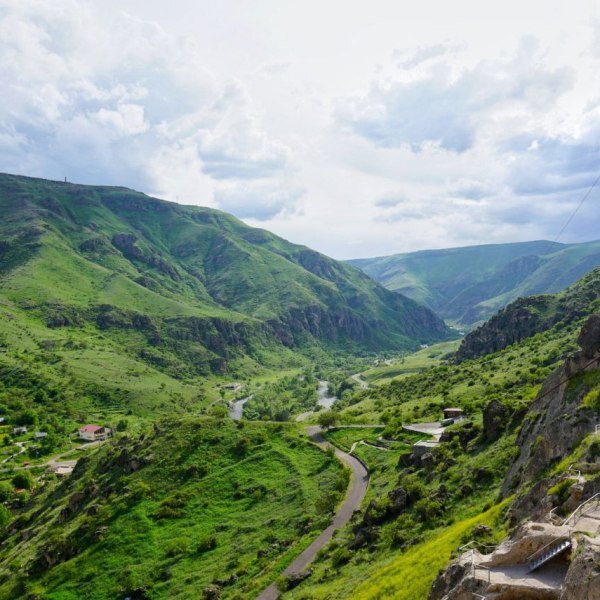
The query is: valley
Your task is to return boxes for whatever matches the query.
[0,174,599,599]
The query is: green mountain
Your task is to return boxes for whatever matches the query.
[0,173,450,398]
[1,222,599,599]
[456,266,600,360]
[349,239,600,327]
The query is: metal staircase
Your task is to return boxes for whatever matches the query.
[526,538,571,573]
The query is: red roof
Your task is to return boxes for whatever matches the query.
[80,425,103,432]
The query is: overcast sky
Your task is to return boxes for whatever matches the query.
[1,0,599,258]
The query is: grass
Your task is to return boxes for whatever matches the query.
[351,501,509,600]
[0,418,346,599]
[361,340,461,384]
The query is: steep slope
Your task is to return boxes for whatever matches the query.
[0,418,346,599]
[456,266,600,361]
[0,173,451,367]
[349,240,600,327]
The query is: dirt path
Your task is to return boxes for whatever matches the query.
[257,426,369,600]
[1,441,26,464]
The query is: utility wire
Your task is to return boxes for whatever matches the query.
[554,171,600,242]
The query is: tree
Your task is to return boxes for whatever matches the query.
[16,409,36,427]
[317,411,338,429]
[0,505,10,528]
[12,471,33,490]
[116,419,128,432]
[0,481,12,502]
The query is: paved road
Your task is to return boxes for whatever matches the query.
[402,421,446,441]
[351,373,369,390]
[229,396,253,421]
[257,426,369,600]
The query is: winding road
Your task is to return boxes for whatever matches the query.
[257,425,369,600]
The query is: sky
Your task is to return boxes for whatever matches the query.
[1,0,599,259]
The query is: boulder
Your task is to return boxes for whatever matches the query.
[482,399,509,442]
[561,539,600,599]
[578,314,600,359]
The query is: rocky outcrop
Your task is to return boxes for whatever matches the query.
[483,400,510,442]
[502,314,600,501]
[456,269,600,361]
[561,538,600,599]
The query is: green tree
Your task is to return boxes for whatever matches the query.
[0,505,11,528]
[0,481,12,502]
[317,411,338,429]
[12,471,33,490]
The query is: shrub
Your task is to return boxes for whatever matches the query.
[165,538,189,557]
[331,547,352,569]
[317,411,339,429]
[0,481,12,502]
[196,535,217,554]
[12,471,33,490]
[414,498,442,521]
[0,505,10,528]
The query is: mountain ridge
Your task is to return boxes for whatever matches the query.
[349,239,600,327]
[0,173,452,379]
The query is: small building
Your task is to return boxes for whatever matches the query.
[12,426,27,435]
[34,431,48,440]
[0,417,6,424]
[412,440,440,457]
[78,425,111,441]
[48,463,74,477]
[223,383,242,392]
[443,408,464,420]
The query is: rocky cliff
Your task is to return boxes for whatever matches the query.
[456,268,600,361]
[429,315,600,600]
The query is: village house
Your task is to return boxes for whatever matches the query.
[223,382,242,392]
[443,407,464,420]
[12,426,27,435]
[34,431,48,440]
[78,425,111,441]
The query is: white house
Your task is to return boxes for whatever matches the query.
[34,431,48,440]
[78,425,111,441]
[12,426,27,435]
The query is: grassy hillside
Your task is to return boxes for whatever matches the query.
[281,270,600,598]
[350,239,600,327]
[0,418,346,599]
[0,172,453,424]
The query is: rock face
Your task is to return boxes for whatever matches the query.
[579,314,600,358]
[502,314,600,501]
[456,270,600,361]
[430,316,600,600]
[561,539,600,599]
[482,400,510,442]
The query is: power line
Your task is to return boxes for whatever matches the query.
[554,171,600,242]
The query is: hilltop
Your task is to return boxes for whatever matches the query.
[349,239,600,327]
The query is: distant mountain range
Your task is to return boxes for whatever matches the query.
[0,173,450,376]
[349,240,600,327]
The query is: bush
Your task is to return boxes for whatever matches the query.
[331,546,352,568]
[12,471,33,490]
[0,481,12,502]
[196,535,217,554]
[0,505,10,528]
[317,411,339,429]
[414,498,442,521]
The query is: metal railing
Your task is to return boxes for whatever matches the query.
[526,536,570,567]
[562,492,600,527]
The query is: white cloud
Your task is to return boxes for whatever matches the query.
[0,0,599,259]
